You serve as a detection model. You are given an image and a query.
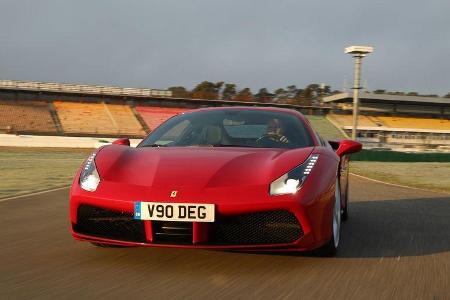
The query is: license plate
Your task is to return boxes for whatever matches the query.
[134,202,215,222]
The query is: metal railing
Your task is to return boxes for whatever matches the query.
[0,80,172,98]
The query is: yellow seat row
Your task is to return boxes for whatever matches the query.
[329,114,450,130]
[375,116,450,130]
[54,101,145,136]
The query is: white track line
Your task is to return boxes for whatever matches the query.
[0,186,70,203]
[349,173,449,195]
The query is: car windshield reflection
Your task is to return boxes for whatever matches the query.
[139,109,314,149]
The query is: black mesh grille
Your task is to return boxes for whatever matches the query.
[153,221,193,245]
[209,210,302,245]
[74,205,146,243]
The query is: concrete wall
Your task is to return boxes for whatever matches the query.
[0,134,142,148]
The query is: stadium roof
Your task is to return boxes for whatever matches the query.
[323,92,450,106]
[0,79,172,98]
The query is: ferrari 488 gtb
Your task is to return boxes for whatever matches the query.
[70,107,362,255]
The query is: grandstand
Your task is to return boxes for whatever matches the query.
[375,116,450,130]
[324,92,450,116]
[0,80,172,98]
[327,114,450,131]
[54,102,146,137]
[327,114,379,128]
[106,104,147,136]
[324,93,450,151]
[0,79,180,138]
[1,79,449,152]
[0,79,331,140]
[135,106,189,130]
[0,100,57,134]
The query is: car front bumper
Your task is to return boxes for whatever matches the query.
[70,179,334,251]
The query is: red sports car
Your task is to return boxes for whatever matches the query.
[70,107,361,255]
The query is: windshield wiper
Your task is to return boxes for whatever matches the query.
[141,144,168,147]
[142,143,255,148]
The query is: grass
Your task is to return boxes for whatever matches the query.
[0,147,94,199]
[350,161,450,194]
[305,115,344,140]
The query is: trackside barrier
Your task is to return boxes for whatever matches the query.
[351,149,450,162]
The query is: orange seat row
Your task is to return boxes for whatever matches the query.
[0,100,57,133]
[54,101,146,136]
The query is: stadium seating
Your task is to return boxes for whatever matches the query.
[375,116,450,130]
[328,114,450,131]
[0,100,57,133]
[2,95,447,145]
[104,104,146,136]
[327,114,380,127]
[136,106,189,130]
[54,101,145,136]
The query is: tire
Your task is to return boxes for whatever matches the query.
[341,180,349,222]
[318,178,341,257]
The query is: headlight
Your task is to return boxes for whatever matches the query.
[79,152,100,192]
[270,154,319,196]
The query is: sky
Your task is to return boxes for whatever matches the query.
[0,0,449,95]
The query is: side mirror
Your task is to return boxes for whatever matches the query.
[330,139,362,157]
[112,138,130,146]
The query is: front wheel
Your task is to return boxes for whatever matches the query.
[341,180,349,222]
[318,178,341,256]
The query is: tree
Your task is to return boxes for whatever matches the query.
[273,88,288,103]
[234,88,253,102]
[254,88,273,103]
[191,81,223,100]
[215,81,224,98]
[407,92,419,96]
[303,84,320,99]
[445,92,450,98]
[322,85,331,95]
[289,83,322,106]
[168,86,190,98]
[285,85,299,102]
[222,83,237,100]
[373,89,386,94]
[297,83,322,105]
[294,88,305,100]
[388,91,405,95]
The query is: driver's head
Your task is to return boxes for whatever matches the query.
[267,118,283,135]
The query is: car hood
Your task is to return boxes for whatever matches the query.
[95,145,314,189]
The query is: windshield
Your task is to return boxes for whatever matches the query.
[139,109,314,149]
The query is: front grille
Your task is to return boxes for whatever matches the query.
[153,221,193,245]
[74,205,146,243]
[209,210,303,245]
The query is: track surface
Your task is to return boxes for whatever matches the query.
[1,176,449,299]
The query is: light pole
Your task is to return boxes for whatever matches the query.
[345,46,373,140]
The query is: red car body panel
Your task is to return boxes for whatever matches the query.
[70,107,358,252]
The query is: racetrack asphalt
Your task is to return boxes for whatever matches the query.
[0,175,449,299]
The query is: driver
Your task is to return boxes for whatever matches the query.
[264,118,289,143]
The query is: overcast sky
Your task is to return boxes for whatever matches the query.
[0,0,449,95]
